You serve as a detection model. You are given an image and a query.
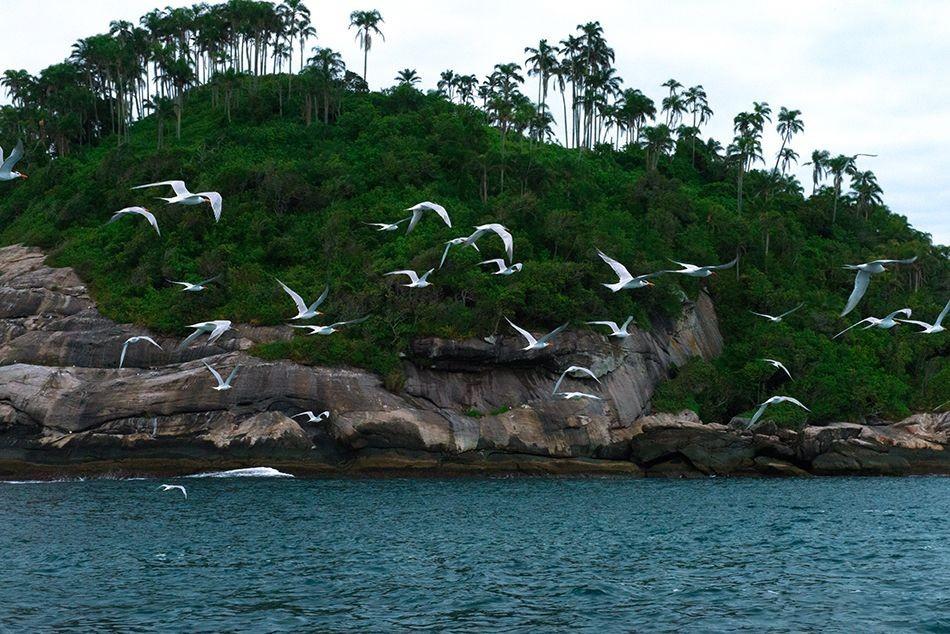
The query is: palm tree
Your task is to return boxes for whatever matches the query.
[662,78,682,97]
[395,68,420,86]
[683,85,712,164]
[850,170,883,219]
[306,47,345,123]
[281,0,314,73]
[348,9,384,84]
[728,128,763,213]
[826,154,855,224]
[640,124,674,170]
[437,70,456,100]
[772,107,804,174]
[524,39,558,116]
[778,147,799,174]
[805,149,830,194]
[617,88,655,145]
[455,74,477,105]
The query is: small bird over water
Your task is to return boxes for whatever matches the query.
[747,395,810,429]
[159,484,187,498]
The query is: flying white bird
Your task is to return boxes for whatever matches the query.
[277,279,329,320]
[747,396,810,429]
[478,259,523,276]
[505,318,568,351]
[586,316,634,338]
[107,206,161,236]
[364,217,410,232]
[385,269,434,288]
[167,275,219,292]
[462,224,514,262]
[840,257,917,316]
[552,365,601,395]
[202,360,240,391]
[761,358,792,380]
[292,410,330,423]
[556,391,603,401]
[178,320,233,350]
[0,140,26,181]
[406,201,451,233]
[750,303,803,323]
[896,299,950,334]
[665,255,739,278]
[290,316,369,335]
[119,335,163,368]
[132,180,223,222]
[597,250,662,292]
[439,237,480,268]
[159,484,187,498]
[833,308,912,339]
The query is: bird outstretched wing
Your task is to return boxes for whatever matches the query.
[833,318,872,339]
[709,254,740,270]
[597,250,633,283]
[537,322,569,345]
[1,140,23,172]
[778,303,804,319]
[505,317,537,347]
[841,270,871,316]
[277,279,308,314]
[202,361,224,386]
[307,286,330,313]
[132,180,189,196]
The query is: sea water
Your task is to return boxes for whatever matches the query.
[1,475,948,632]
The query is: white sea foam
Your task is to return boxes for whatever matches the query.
[186,467,294,479]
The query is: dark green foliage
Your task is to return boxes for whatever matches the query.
[0,77,947,423]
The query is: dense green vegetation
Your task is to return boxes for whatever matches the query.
[0,2,946,424]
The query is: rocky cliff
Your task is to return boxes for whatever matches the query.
[1,244,947,478]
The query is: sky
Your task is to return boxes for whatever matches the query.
[1,1,947,245]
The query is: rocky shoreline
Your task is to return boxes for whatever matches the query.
[1,244,947,479]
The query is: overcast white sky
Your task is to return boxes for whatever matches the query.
[1,1,947,244]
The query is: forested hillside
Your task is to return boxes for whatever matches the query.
[0,1,946,424]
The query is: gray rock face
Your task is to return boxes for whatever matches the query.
[0,244,947,478]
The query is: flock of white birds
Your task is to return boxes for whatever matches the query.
[2,141,947,435]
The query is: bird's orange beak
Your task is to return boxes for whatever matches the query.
[710,271,718,276]
[645,280,654,287]
[18,173,27,179]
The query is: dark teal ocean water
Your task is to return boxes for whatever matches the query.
[1,474,948,632]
